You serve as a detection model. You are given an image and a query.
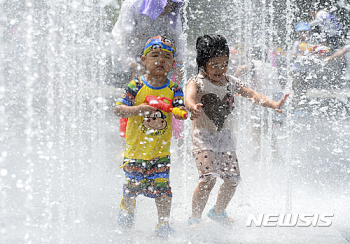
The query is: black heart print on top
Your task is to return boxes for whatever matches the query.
[201,93,234,131]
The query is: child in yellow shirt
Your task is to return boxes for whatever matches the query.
[114,35,186,238]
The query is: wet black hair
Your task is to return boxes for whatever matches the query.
[195,35,230,72]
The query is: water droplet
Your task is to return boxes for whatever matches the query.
[16,180,24,188]
[0,169,7,176]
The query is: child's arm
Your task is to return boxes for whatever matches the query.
[324,47,347,63]
[238,86,289,113]
[185,79,203,120]
[234,64,248,77]
[114,104,156,118]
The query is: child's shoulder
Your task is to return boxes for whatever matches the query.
[187,74,206,84]
[186,75,207,94]
[128,77,142,87]
[168,79,178,88]
[124,77,144,95]
[187,76,198,84]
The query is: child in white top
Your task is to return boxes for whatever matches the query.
[185,35,288,228]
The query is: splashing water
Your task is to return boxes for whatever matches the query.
[1,0,350,243]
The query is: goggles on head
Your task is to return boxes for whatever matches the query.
[143,36,176,58]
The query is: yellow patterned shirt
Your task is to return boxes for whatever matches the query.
[116,75,184,160]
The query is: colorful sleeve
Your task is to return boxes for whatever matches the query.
[171,83,185,107]
[115,79,139,106]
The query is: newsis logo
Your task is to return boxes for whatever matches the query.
[246,214,334,227]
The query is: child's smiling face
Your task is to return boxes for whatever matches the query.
[205,55,229,82]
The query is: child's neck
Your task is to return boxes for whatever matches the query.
[144,74,168,87]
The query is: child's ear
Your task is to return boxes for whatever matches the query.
[141,55,146,66]
[172,59,176,67]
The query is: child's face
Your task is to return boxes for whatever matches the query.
[142,49,175,78]
[205,55,229,82]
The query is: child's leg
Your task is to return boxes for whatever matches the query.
[214,152,240,214]
[118,157,140,229]
[121,194,136,212]
[120,158,145,212]
[191,178,216,219]
[155,195,172,224]
[214,182,237,214]
[154,194,175,237]
[191,150,218,219]
[146,156,173,225]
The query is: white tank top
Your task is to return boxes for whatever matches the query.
[189,74,244,153]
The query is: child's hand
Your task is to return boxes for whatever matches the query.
[136,104,157,116]
[190,103,203,120]
[173,106,187,120]
[273,94,289,113]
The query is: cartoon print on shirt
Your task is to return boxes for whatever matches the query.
[142,110,167,133]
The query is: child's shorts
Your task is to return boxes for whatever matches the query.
[122,156,172,198]
[193,150,241,186]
